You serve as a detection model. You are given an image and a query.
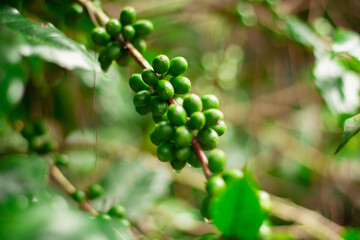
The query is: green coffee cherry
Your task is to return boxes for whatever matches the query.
[135,104,150,115]
[175,147,191,161]
[157,142,175,162]
[105,18,122,36]
[70,3,84,16]
[141,69,158,86]
[201,94,219,110]
[208,149,226,174]
[120,6,136,25]
[170,76,191,94]
[54,154,69,167]
[88,184,103,199]
[119,218,131,227]
[152,55,170,74]
[122,25,135,41]
[72,189,86,202]
[187,151,202,168]
[170,158,186,171]
[129,74,149,92]
[133,90,151,107]
[173,125,192,147]
[108,204,126,218]
[167,104,187,126]
[188,112,205,130]
[156,80,174,100]
[183,94,202,116]
[133,20,154,38]
[152,114,167,123]
[204,109,224,126]
[104,42,122,60]
[200,196,210,219]
[98,51,112,71]
[222,169,244,184]
[197,128,219,150]
[154,121,175,142]
[150,128,162,146]
[117,51,132,66]
[91,27,110,46]
[98,213,112,221]
[210,120,226,136]
[132,38,147,53]
[150,96,168,116]
[168,57,188,76]
[173,95,184,105]
[206,175,226,195]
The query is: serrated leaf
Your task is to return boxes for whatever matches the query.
[0,5,105,77]
[210,177,266,239]
[335,113,360,153]
[0,154,48,203]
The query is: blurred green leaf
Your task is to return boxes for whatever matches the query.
[0,5,105,78]
[342,228,360,240]
[210,177,265,239]
[0,154,47,203]
[336,113,360,153]
[333,29,360,63]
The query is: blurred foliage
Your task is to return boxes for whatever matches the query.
[1,0,360,239]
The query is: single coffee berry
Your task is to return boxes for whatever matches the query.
[150,96,168,116]
[157,142,175,162]
[72,189,87,202]
[187,151,202,168]
[168,57,188,77]
[183,94,202,116]
[170,76,191,94]
[206,175,226,195]
[142,69,159,86]
[188,111,206,130]
[167,104,187,126]
[156,80,174,100]
[135,104,150,115]
[88,184,104,199]
[170,158,187,171]
[120,6,136,25]
[133,90,151,107]
[197,128,219,150]
[108,204,126,218]
[91,27,110,46]
[175,147,192,161]
[222,169,244,184]
[208,149,226,174]
[173,125,192,147]
[104,42,122,60]
[54,154,69,167]
[133,20,154,38]
[132,37,147,53]
[201,94,219,110]
[152,55,170,74]
[122,25,136,41]
[105,18,122,36]
[210,120,226,136]
[154,121,175,142]
[129,74,149,93]
[203,109,224,126]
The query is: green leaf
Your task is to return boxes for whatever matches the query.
[342,228,360,240]
[285,17,324,50]
[0,5,105,77]
[0,154,48,203]
[210,177,266,239]
[333,29,360,63]
[336,113,360,153]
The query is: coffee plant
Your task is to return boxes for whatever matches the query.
[1,0,360,239]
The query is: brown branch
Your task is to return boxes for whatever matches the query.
[76,0,212,180]
[49,164,98,216]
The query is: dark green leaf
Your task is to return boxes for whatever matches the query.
[336,113,360,153]
[0,6,105,77]
[210,177,266,239]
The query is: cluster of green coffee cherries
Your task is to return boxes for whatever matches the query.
[91,6,153,70]
[128,54,227,173]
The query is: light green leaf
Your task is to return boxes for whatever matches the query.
[0,5,105,77]
[210,177,266,239]
[336,113,360,153]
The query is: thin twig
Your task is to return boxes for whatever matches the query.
[76,0,212,180]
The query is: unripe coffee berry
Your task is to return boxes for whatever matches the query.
[204,109,224,126]
[150,128,162,146]
[122,25,135,41]
[104,42,122,60]
[108,204,126,218]
[132,38,147,53]
[142,69,158,86]
[72,189,86,202]
[208,149,226,174]
[170,76,191,94]
[211,120,226,136]
[168,57,188,77]
[200,196,210,219]
[222,169,244,184]
[88,184,104,199]
[197,128,219,150]
[133,20,154,38]
[167,104,187,126]
[152,55,170,74]
[173,96,184,106]
[150,96,168,116]
[98,213,112,221]
[206,175,226,195]
[187,151,202,168]
[120,6,136,25]
[156,80,174,100]
[98,52,112,71]
[135,104,150,115]
[157,142,175,162]
[183,94,202,116]
[175,147,191,161]
[170,158,186,171]
[129,74,149,93]
[173,125,192,147]
[154,121,175,142]
[91,27,110,46]
[120,218,131,227]
[54,154,69,167]
[188,112,205,130]
[201,94,219,110]
[152,114,167,123]
[133,90,151,107]
[105,18,122,36]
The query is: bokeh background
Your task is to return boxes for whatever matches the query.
[1,0,360,239]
